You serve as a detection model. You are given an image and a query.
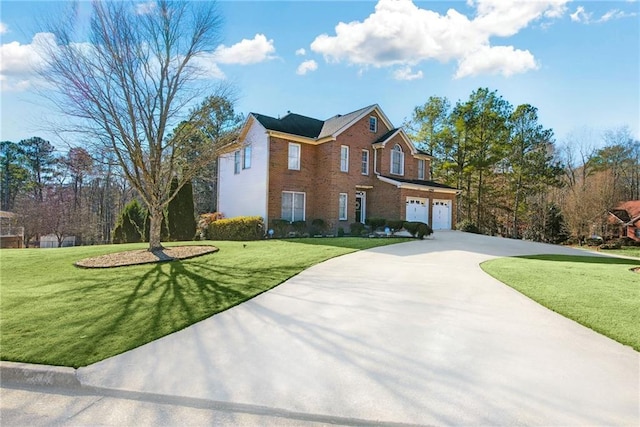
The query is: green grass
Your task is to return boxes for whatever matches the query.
[0,237,409,367]
[481,255,640,351]
[599,246,640,259]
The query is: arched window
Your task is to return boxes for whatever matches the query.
[391,144,404,175]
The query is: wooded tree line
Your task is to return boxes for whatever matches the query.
[405,88,639,242]
[0,95,242,247]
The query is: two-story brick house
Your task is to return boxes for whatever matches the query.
[217,104,460,233]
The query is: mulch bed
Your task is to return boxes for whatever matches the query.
[74,245,219,268]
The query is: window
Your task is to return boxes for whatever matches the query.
[340,145,349,172]
[361,149,369,175]
[234,150,241,174]
[339,193,348,220]
[281,191,305,222]
[391,144,404,175]
[243,145,252,169]
[288,143,300,170]
[369,116,377,133]
[418,159,425,180]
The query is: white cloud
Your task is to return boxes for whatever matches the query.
[0,22,8,35]
[295,48,306,56]
[393,66,423,81]
[213,34,275,65]
[570,6,592,23]
[0,32,55,92]
[310,0,568,79]
[455,45,538,79]
[135,1,156,15]
[598,9,637,22]
[296,59,318,75]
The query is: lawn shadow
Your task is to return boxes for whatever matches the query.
[517,254,640,266]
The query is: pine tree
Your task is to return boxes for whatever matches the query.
[167,178,196,241]
[112,200,145,243]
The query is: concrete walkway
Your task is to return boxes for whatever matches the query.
[70,231,639,425]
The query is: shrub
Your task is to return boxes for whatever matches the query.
[599,241,622,250]
[196,212,224,240]
[337,227,345,237]
[310,218,326,236]
[208,216,264,241]
[350,222,365,236]
[386,219,405,231]
[416,222,433,239]
[456,220,480,234]
[269,219,290,238]
[167,178,196,241]
[403,221,433,239]
[366,217,386,230]
[291,220,307,236]
[113,200,146,243]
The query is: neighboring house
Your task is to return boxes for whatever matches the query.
[607,200,640,241]
[0,211,23,248]
[217,104,460,234]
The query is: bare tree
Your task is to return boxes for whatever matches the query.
[38,0,227,251]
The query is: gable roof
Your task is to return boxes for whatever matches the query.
[249,104,395,142]
[318,105,376,138]
[610,200,640,224]
[252,112,324,138]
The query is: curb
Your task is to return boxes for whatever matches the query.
[0,361,81,388]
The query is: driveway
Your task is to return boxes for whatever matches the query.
[78,231,639,425]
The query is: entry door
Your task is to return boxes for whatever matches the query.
[355,192,366,224]
[432,199,452,230]
[406,197,428,223]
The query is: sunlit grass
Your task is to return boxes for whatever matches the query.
[0,237,409,367]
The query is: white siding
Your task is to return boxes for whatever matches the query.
[217,119,269,221]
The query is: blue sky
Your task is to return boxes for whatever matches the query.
[1,0,638,152]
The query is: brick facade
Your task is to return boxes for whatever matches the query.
[265,107,459,232]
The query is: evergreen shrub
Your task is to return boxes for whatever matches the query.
[209,216,264,241]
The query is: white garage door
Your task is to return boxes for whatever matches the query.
[432,200,452,230]
[406,197,428,223]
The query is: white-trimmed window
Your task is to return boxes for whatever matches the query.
[243,145,252,169]
[338,193,348,220]
[361,149,369,175]
[288,143,300,170]
[418,159,425,180]
[234,150,241,174]
[282,191,305,222]
[340,145,349,172]
[391,144,404,175]
[369,116,377,133]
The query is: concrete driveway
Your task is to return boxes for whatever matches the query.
[78,231,639,426]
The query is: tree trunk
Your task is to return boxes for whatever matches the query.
[148,203,164,251]
[512,174,522,238]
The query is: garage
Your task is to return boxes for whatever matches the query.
[432,199,452,230]
[406,197,429,223]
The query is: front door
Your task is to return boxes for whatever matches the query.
[355,192,366,224]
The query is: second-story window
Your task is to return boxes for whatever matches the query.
[288,143,300,170]
[340,145,349,172]
[361,149,369,175]
[391,144,404,175]
[369,116,377,133]
[243,145,252,169]
[418,159,425,180]
[234,150,241,174]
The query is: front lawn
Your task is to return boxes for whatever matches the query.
[598,246,640,259]
[0,237,408,367]
[481,255,640,351]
